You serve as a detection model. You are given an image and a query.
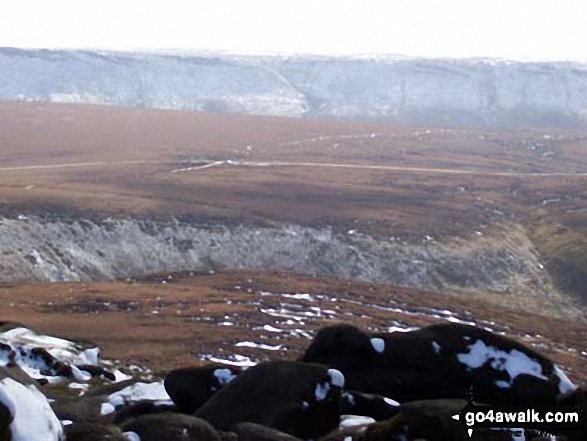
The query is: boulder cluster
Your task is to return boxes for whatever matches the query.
[0,322,585,441]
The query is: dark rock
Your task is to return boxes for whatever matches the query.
[113,401,175,425]
[120,412,221,441]
[0,343,15,366]
[218,432,238,441]
[0,322,26,333]
[360,407,468,441]
[164,364,241,413]
[28,347,74,378]
[64,423,126,441]
[219,431,239,441]
[302,324,573,404]
[0,365,39,387]
[0,400,12,441]
[195,361,344,439]
[84,379,138,397]
[76,364,117,381]
[554,387,586,441]
[235,422,302,441]
[341,391,401,421]
[51,395,110,424]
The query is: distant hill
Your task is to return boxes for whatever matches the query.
[2,48,587,127]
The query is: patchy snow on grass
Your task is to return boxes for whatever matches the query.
[281,293,315,301]
[0,377,63,441]
[205,354,258,367]
[235,341,283,351]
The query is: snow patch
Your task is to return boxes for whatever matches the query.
[315,382,331,401]
[0,377,63,441]
[100,402,115,415]
[340,415,376,429]
[235,341,283,351]
[383,397,400,407]
[370,338,385,353]
[553,365,577,395]
[328,369,345,388]
[214,369,236,386]
[457,340,548,387]
[107,381,172,407]
[205,354,258,367]
[123,433,142,441]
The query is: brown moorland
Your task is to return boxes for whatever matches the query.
[1,102,587,305]
[0,101,586,239]
[0,102,585,384]
[0,270,585,386]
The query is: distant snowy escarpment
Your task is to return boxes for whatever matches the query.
[1,48,587,127]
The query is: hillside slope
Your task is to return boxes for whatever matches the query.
[2,48,587,127]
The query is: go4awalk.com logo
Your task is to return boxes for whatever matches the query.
[452,403,584,438]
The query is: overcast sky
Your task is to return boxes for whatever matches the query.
[0,0,585,61]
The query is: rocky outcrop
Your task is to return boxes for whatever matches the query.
[0,322,585,440]
[0,217,572,318]
[1,48,587,127]
[194,362,345,439]
[301,324,576,404]
[164,365,241,413]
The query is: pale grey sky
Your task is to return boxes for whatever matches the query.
[0,0,585,61]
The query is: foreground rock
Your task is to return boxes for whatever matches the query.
[301,323,577,404]
[64,423,126,441]
[0,321,584,440]
[195,361,345,439]
[164,364,241,413]
[121,413,220,441]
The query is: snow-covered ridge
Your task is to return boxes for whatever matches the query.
[2,47,587,127]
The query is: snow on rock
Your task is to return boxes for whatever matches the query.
[213,369,236,386]
[327,369,345,388]
[0,327,101,383]
[0,377,63,441]
[383,397,400,407]
[315,369,345,401]
[553,365,577,395]
[432,341,441,354]
[100,402,116,415]
[457,339,548,387]
[339,415,376,429]
[315,382,331,401]
[370,338,385,354]
[107,381,172,407]
[123,433,142,441]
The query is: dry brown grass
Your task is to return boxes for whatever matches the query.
[0,102,586,239]
[0,270,585,385]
